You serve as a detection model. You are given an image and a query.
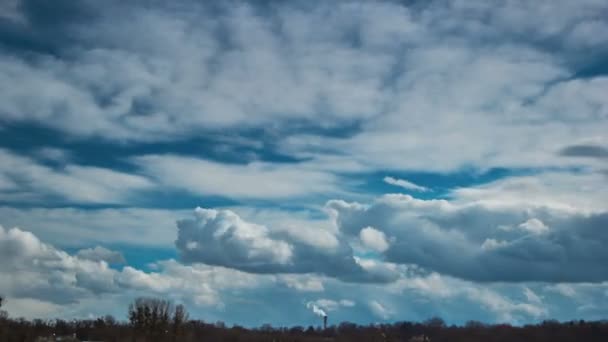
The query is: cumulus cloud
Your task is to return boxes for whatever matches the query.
[0,224,269,310]
[327,185,608,282]
[359,226,390,253]
[3,223,607,324]
[176,207,399,283]
[177,207,294,267]
[0,224,119,303]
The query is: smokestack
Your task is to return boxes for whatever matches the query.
[306,302,328,329]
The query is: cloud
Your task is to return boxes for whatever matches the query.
[3,223,607,325]
[517,218,549,235]
[388,273,548,322]
[368,300,392,320]
[0,206,185,247]
[327,179,608,282]
[307,298,355,313]
[133,154,339,199]
[359,226,390,253]
[76,246,125,264]
[1,0,608,326]
[384,176,429,192]
[0,224,118,304]
[176,207,294,268]
[0,0,604,178]
[545,284,578,298]
[115,259,266,307]
[0,224,269,310]
[451,171,608,212]
[279,274,325,292]
[176,207,399,283]
[523,287,542,305]
[0,149,153,204]
[560,144,608,159]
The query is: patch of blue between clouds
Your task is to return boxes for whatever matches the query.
[352,166,590,201]
[0,119,361,166]
[64,245,177,272]
[351,168,524,200]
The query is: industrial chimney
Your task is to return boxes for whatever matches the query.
[323,315,327,330]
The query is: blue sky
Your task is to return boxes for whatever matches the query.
[1,0,608,326]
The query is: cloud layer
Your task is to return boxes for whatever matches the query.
[1,0,607,326]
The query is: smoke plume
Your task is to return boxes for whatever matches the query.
[306,302,327,317]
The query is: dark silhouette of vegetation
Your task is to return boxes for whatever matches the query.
[0,295,607,341]
[128,297,189,341]
[0,296,7,321]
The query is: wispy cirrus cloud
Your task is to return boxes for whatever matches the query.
[384,176,429,192]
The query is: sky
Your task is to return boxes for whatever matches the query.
[0,0,607,327]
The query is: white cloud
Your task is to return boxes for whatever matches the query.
[76,246,126,264]
[384,176,429,192]
[177,207,294,267]
[116,260,265,307]
[368,300,392,320]
[0,224,119,303]
[279,275,325,292]
[451,171,608,213]
[359,226,390,253]
[518,218,549,235]
[546,284,578,298]
[481,238,508,251]
[133,154,339,199]
[0,206,185,247]
[1,298,64,319]
[2,223,605,324]
[226,206,340,250]
[389,272,547,322]
[176,207,399,283]
[0,224,272,313]
[308,298,356,313]
[1,0,608,325]
[0,149,153,204]
[523,287,542,305]
[0,0,605,177]
[340,299,356,307]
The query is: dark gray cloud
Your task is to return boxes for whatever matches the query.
[559,144,608,159]
[328,195,608,282]
[0,0,100,55]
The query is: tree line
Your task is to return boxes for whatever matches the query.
[1,295,608,341]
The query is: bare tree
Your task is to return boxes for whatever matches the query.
[128,297,184,340]
[172,304,189,341]
[0,296,7,320]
